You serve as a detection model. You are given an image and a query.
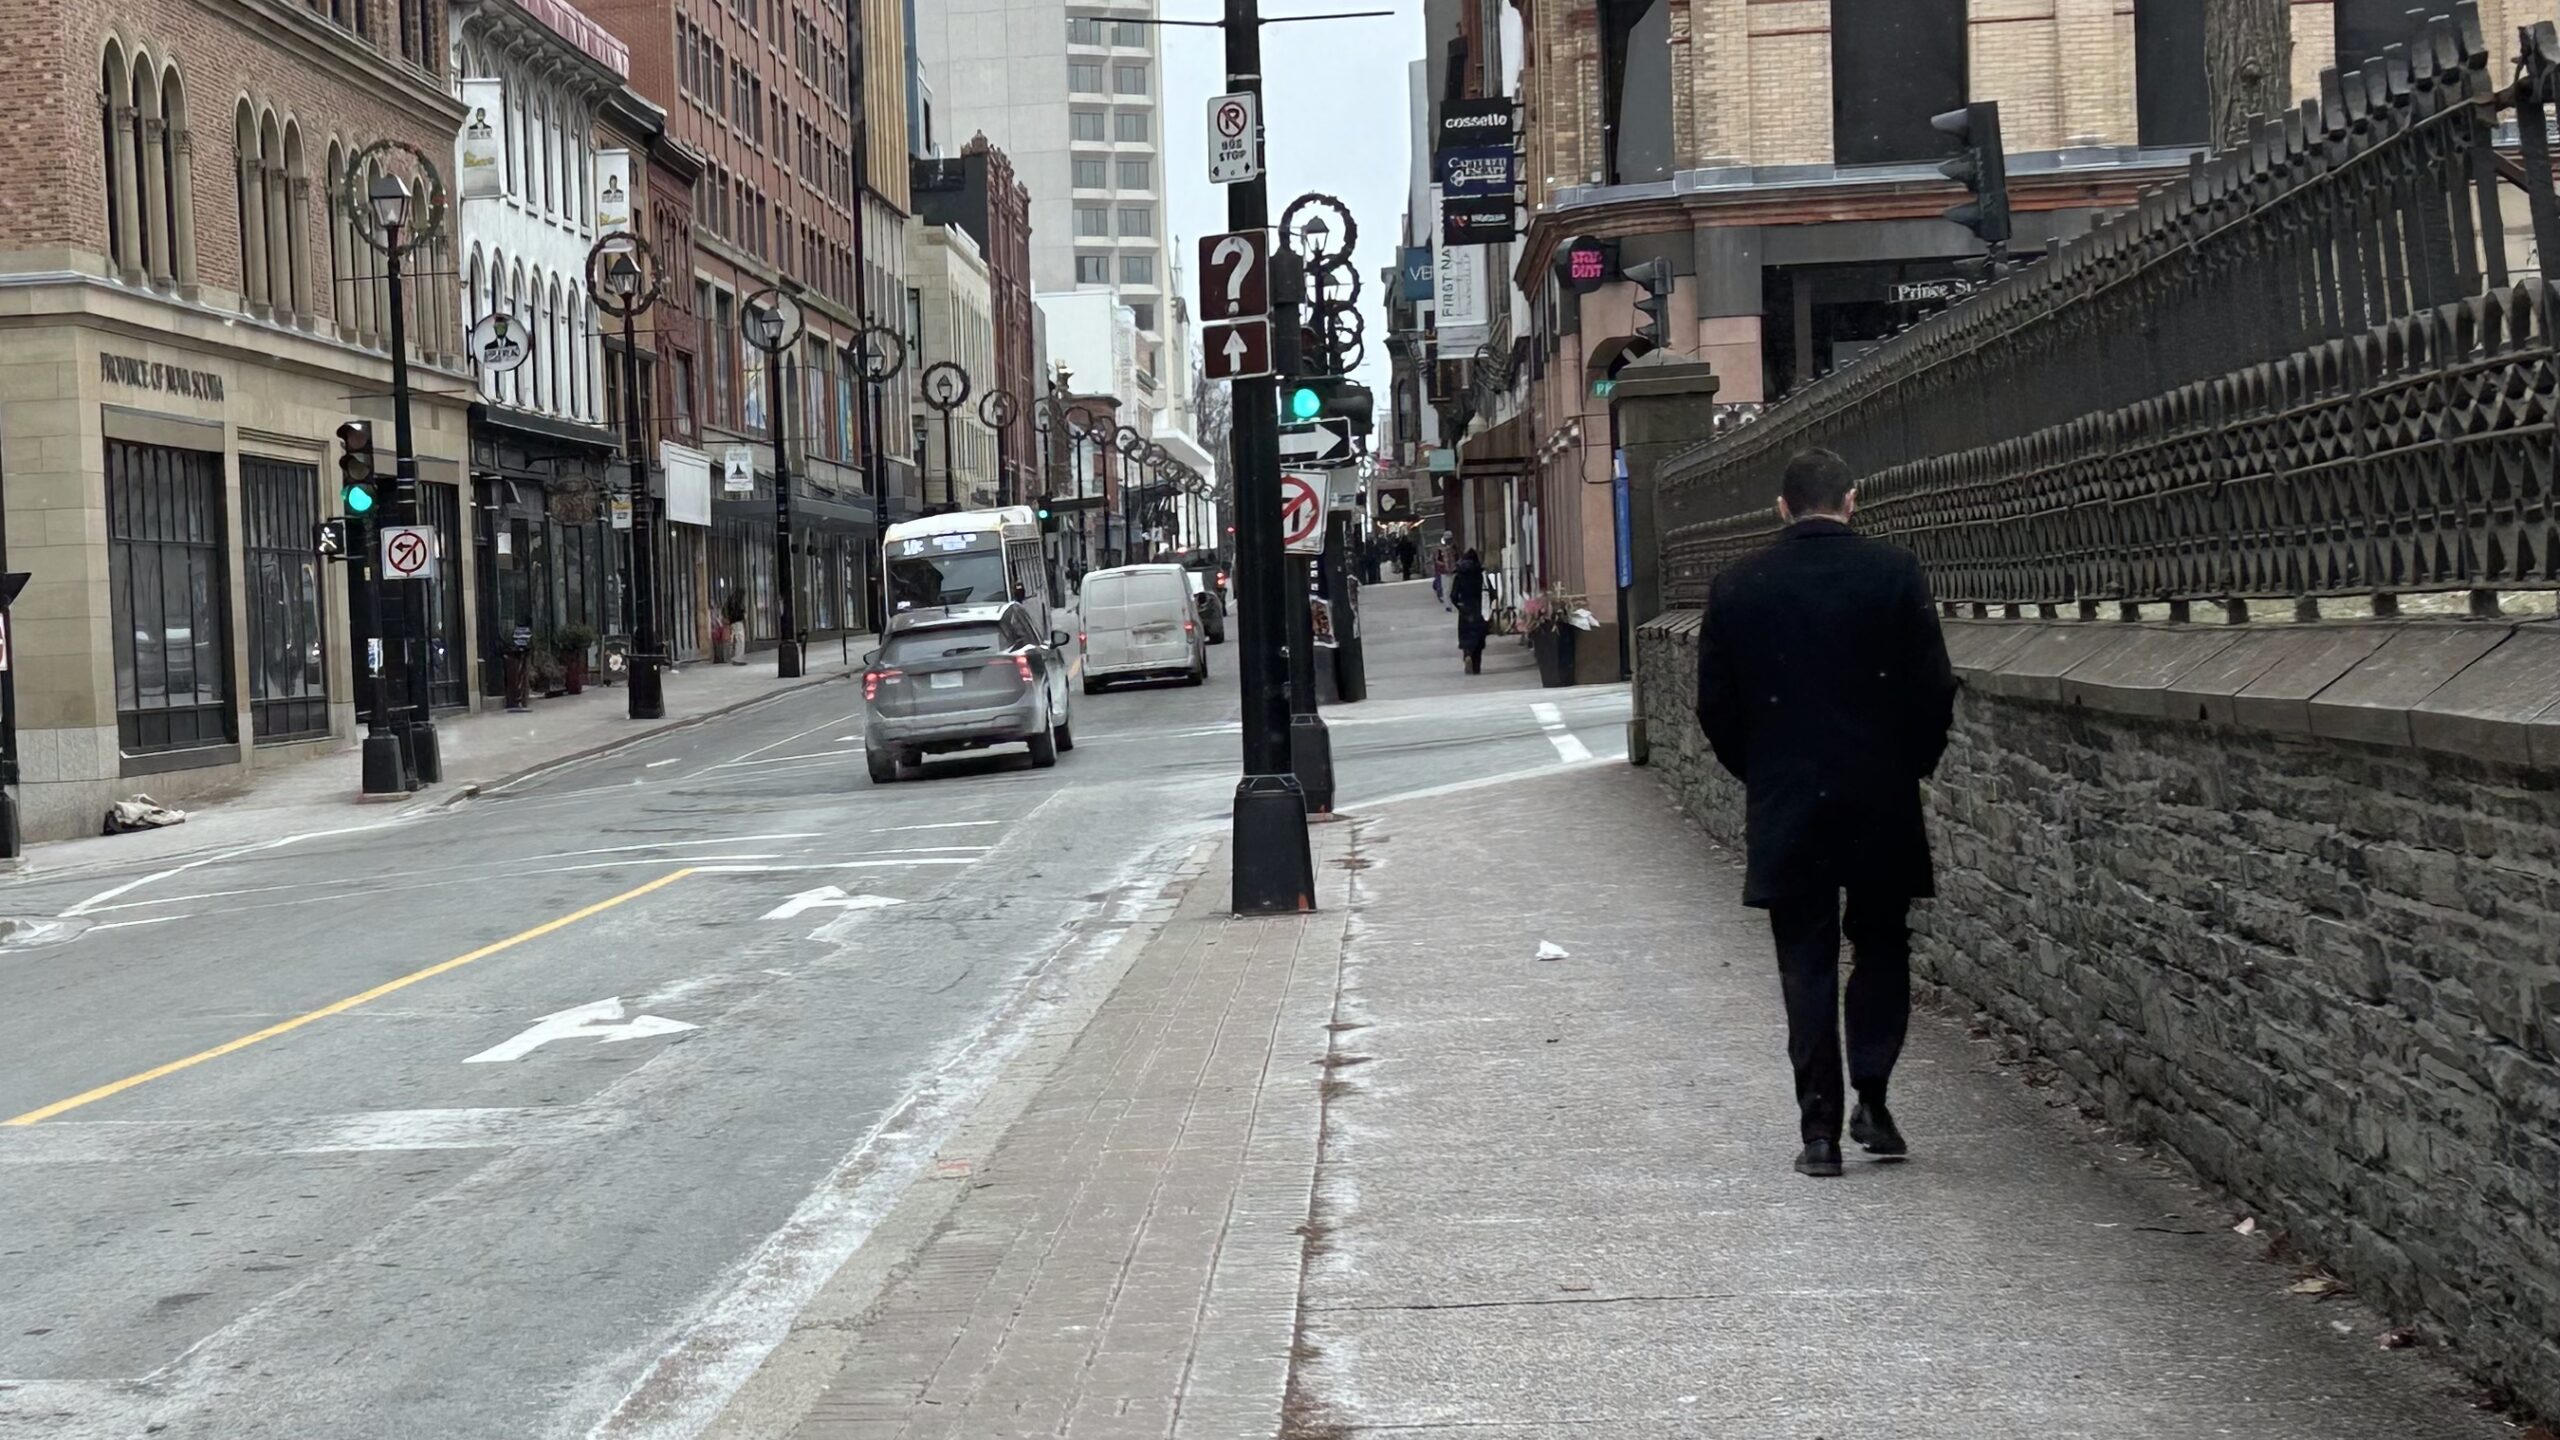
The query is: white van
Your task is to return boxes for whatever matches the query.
[1079,564,1207,692]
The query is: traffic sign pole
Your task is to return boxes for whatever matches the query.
[1220,0,1316,915]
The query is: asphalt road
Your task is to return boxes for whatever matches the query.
[0,580,1628,1440]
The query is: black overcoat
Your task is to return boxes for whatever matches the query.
[1695,519,1957,906]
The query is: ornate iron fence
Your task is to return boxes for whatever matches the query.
[1659,6,2560,615]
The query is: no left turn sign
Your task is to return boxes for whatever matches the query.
[380,524,438,581]
[1280,472,1324,554]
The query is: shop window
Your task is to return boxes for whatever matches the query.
[2135,0,2209,147]
[1830,0,1965,167]
[108,440,234,755]
[1598,0,1672,184]
[242,458,329,742]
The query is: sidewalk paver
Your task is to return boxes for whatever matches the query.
[1286,761,2516,1440]
[788,825,1351,1440]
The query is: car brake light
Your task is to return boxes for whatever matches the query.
[1184,620,1196,634]
[1003,654,1034,683]
[864,668,902,700]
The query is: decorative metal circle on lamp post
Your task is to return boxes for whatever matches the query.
[585,232,670,720]
[742,286,807,678]
[849,323,906,626]
[920,360,973,508]
[339,139,452,795]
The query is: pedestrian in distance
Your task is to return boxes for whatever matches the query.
[1431,549,1449,609]
[1449,548,1490,674]
[1695,447,1957,1179]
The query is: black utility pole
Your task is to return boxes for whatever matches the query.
[771,353,802,677]
[844,0,889,632]
[1223,0,1316,914]
[617,302,665,716]
[381,222,440,786]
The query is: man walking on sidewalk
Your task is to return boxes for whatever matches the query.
[1695,448,1956,1177]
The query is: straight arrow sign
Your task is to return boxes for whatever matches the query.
[1278,419,1351,466]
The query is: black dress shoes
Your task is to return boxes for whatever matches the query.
[1793,1137,1844,1177]
[1850,1100,1908,1157]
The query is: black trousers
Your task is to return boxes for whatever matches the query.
[1767,889,1912,1142]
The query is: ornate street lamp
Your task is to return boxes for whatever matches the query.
[585,232,668,718]
[742,287,807,678]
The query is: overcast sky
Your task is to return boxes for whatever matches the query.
[1157,0,1423,405]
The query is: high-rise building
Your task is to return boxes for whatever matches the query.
[912,2,1172,381]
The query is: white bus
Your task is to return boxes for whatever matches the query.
[883,507,1054,633]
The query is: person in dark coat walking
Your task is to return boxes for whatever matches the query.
[1696,448,1956,1178]
[1449,549,1490,673]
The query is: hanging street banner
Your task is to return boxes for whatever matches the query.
[595,150,634,240]
[1399,246,1433,302]
[1435,97,1513,150]
[457,80,506,200]
[1431,188,1491,348]
[1441,195,1517,246]
[1437,146,1514,198]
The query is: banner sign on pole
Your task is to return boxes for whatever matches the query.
[458,80,506,200]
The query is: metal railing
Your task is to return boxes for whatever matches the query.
[1659,6,2560,616]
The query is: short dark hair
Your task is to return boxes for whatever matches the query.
[1781,448,1856,516]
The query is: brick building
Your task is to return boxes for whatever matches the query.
[1440,0,2543,683]
[0,2,471,838]
[589,0,912,647]
[911,134,1037,507]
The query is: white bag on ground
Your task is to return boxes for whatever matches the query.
[102,795,188,835]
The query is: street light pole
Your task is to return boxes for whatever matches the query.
[745,288,806,678]
[588,236,667,719]
[1222,0,1315,914]
[356,165,445,789]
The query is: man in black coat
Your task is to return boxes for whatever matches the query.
[1696,448,1956,1177]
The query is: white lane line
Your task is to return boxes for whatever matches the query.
[1353,754,1620,811]
[688,859,980,873]
[646,759,680,768]
[711,746,866,770]
[76,834,829,913]
[868,820,1002,833]
[60,821,405,919]
[1531,701,1595,763]
[87,915,190,932]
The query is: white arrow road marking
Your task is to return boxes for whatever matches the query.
[463,997,700,1064]
[759,886,907,921]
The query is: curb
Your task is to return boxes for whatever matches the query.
[431,669,854,810]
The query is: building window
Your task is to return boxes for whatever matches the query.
[1117,157,1149,189]
[1597,0,1672,183]
[1072,156,1107,188]
[2135,0,2209,147]
[1130,301,1154,332]
[1069,61,1104,93]
[242,458,328,742]
[1069,16,1101,44]
[711,286,737,427]
[1075,204,1110,237]
[1071,109,1106,142]
[1112,21,1145,45]
[1118,204,1151,236]
[1831,0,1964,166]
[1120,253,1154,285]
[1113,63,1147,95]
[2338,1,2425,70]
[1114,110,1148,143]
[108,440,233,755]
[1076,254,1109,284]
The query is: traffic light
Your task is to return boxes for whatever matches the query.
[336,420,379,518]
[1630,258,1674,352]
[1033,494,1059,532]
[1287,376,1374,436]
[1932,100,2012,250]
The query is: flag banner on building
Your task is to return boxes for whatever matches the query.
[1431,187,1491,347]
[458,80,506,200]
[595,149,634,239]
[1399,246,1433,302]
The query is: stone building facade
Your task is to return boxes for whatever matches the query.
[910,136,1037,507]
[0,1,470,838]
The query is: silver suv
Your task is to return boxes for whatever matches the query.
[862,603,1075,783]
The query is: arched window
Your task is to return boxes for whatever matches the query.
[160,67,196,287]
[234,99,269,311]
[258,109,289,315]
[130,58,167,283]
[101,42,137,274]
[367,156,392,345]
[509,263,527,407]
[545,278,564,413]
[281,120,311,320]
[325,138,351,333]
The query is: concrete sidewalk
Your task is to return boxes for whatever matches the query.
[12,649,859,876]
[1286,762,2521,1439]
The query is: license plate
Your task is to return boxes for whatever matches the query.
[930,671,964,689]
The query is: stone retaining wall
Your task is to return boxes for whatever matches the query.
[1634,611,2560,1420]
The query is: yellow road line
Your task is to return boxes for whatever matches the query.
[5,868,697,1127]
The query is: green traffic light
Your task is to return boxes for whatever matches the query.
[1288,386,1321,421]
[345,484,376,515]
